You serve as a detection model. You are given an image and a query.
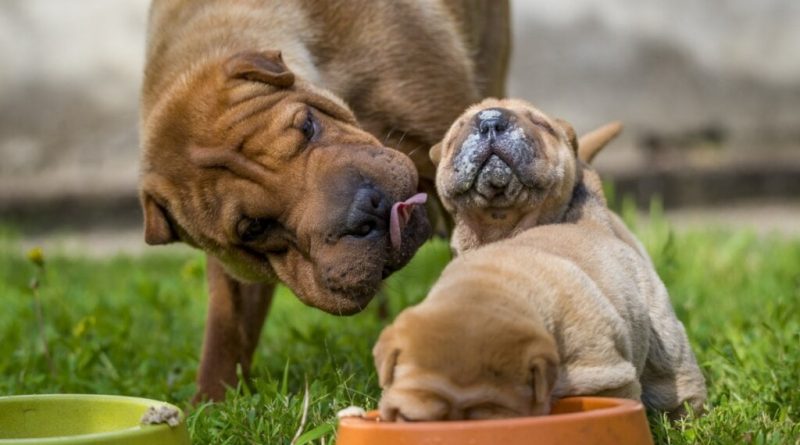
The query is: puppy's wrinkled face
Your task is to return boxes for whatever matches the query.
[374,303,558,421]
[139,51,429,314]
[432,98,578,221]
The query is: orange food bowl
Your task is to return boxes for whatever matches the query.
[336,397,653,445]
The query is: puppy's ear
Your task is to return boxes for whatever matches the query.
[141,193,178,245]
[530,353,559,407]
[555,118,578,154]
[530,357,558,406]
[429,142,443,166]
[224,50,295,88]
[373,327,400,388]
[577,121,623,164]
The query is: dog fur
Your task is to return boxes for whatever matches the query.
[139,0,510,401]
[374,99,706,421]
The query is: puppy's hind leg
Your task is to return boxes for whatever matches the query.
[640,320,707,419]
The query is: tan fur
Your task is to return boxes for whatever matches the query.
[431,98,624,254]
[578,121,623,164]
[140,0,510,401]
[432,98,590,252]
[374,99,706,421]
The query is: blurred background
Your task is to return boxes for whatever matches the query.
[1,0,798,254]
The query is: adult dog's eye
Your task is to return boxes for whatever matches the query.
[301,111,316,141]
[237,217,276,243]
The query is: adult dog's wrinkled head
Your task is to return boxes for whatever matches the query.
[431,98,580,230]
[139,51,430,314]
[373,294,559,421]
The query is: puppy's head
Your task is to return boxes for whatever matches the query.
[431,98,579,229]
[373,297,559,421]
[139,51,430,314]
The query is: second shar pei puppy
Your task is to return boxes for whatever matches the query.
[374,99,706,421]
[139,0,510,401]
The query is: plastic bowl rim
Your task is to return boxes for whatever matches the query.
[0,393,186,444]
[337,396,645,431]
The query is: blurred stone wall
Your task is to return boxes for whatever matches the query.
[0,0,148,198]
[509,0,800,172]
[1,0,798,202]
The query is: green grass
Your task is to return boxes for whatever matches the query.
[0,210,798,444]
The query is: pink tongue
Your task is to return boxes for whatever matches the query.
[389,193,428,250]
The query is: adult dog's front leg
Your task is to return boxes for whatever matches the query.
[193,256,275,402]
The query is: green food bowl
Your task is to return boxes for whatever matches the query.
[0,394,191,445]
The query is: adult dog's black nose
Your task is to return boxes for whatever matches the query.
[477,107,511,138]
[342,185,389,239]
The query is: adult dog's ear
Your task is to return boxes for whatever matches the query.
[555,118,578,154]
[224,50,295,88]
[141,193,177,245]
[429,142,442,166]
[373,327,400,388]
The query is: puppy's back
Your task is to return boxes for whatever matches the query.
[434,224,653,378]
[439,223,706,414]
[426,224,652,399]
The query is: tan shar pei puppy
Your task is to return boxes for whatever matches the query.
[139,0,510,401]
[374,99,706,421]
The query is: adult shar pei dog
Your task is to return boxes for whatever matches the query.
[138,0,510,401]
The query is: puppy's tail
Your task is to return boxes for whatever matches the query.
[578,121,623,164]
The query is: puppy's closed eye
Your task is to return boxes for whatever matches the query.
[524,111,557,138]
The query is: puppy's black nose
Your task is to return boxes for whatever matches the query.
[342,185,389,239]
[477,108,511,138]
